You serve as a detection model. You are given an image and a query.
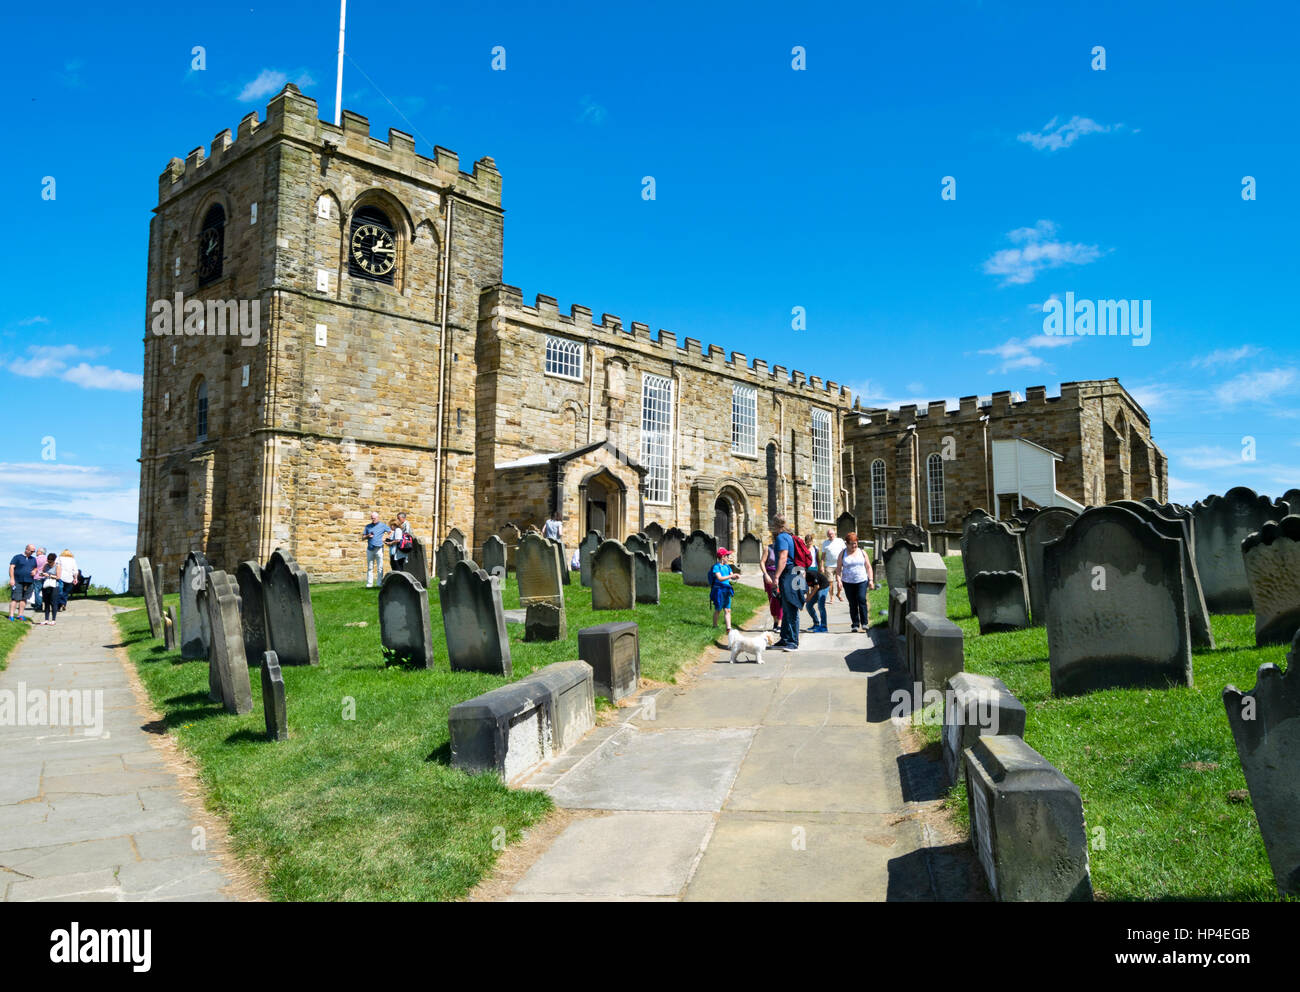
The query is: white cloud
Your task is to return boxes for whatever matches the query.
[982,220,1103,286]
[1017,115,1122,152]
[238,68,315,103]
[6,345,139,391]
[1213,368,1298,406]
[847,380,957,411]
[978,333,1079,373]
[15,316,49,327]
[577,95,607,125]
[1191,345,1262,369]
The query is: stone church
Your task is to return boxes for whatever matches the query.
[136,85,856,580]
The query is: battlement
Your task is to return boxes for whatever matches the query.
[481,284,852,403]
[158,83,502,206]
[848,380,1131,427]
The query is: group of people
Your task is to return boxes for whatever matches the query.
[8,544,82,625]
[708,521,875,650]
[361,511,415,586]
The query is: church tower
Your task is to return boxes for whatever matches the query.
[137,84,502,579]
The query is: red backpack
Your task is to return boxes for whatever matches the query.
[791,534,813,569]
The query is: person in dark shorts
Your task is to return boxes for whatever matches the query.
[8,544,37,623]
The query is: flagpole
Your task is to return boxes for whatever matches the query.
[334,0,347,125]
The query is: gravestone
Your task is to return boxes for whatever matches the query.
[738,533,761,565]
[1191,487,1290,613]
[836,511,856,541]
[579,531,602,587]
[591,540,636,610]
[1242,515,1300,646]
[883,538,923,594]
[906,551,947,619]
[516,532,564,608]
[153,560,165,605]
[959,509,993,612]
[1284,489,1300,516]
[1223,631,1300,896]
[521,661,595,754]
[205,570,252,715]
[905,613,963,693]
[659,527,685,573]
[898,522,929,551]
[447,527,466,547]
[545,536,570,585]
[481,535,507,578]
[943,672,1026,785]
[261,650,288,741]
[964,517,1029,629]
[1043,505,1192,696]
[1021,507,1078,625]
[127,555,144,596]
[138,557,163,639]
[200,585,218,701]
[964,734,1092,901]
[178,551,211,660]
[263,549,320,666]
[404,536,430,587]
[888,588,908,638]
[1113,500,1214,649]
[440,560,512,676]
[632,550,659,604]
[968,571,1030,634]
[435,538,465,584]
[644,522,665,555]
[502,523,522,572]
[163,606,177,651]
[681,530,717,587]
[379,570,434,668]
[524,601,567,641]
[578,621,640,701]
[235,561,268,664]
[625,532,653,560]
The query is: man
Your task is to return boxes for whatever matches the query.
[542,511,563,543]
[362,512,390,587]
[8,544,37,622]
[387,512,413,570]
[770,514,806,651]
[822,528,846,602]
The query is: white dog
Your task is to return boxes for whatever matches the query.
[728,628,780,664]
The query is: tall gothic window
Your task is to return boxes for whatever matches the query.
[731,385,757,456]
[811,408,832,522]
[927,453,946,525]
[195,378,209,442]
[545,336,583,380]
[871,458,887,526]
[641,373,673,504]
[197,205,225,286]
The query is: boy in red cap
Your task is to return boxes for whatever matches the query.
[710,547,738,630]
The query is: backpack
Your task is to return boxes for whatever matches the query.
[397,528,413,552]
[792,534,813,569]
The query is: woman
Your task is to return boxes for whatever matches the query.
[37,552,61,625]
[835,531,874,633]
[58,548,79,611]
[762,537,783,633]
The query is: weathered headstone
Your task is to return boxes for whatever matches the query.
[1242,515,1300,646]
[681,530,717,587]
[205,570,253,715]
[906,551,947,618]
[502,523,522,573]
[153,560,165,606]
[139,557,163,639]
[261,650,288,741]
[964,517,1030,630]
[440,559,512,676]
[178,551,211,660]
[659,527,685,573]
[128,555,144,596]
[738,532,761,565]
[263,549,320,666]
[235,561,268,664]
[632,550,659,604]
[524,601,567,641]
[1021,507,1078,625]
[968,571,1030,634]
[163,606,177,651]
[404,536,430,587]
[379,570,434,668]
[579,530,602,587]
[942,672,1026,785]
[591,540,636,610]
[905,612,963,693]
[836,510,856,541]
[625,533,653,560]
[481,535,507,578]
[447,527,466,548]
[1223,631,1300,896]
[516,532,564,608]
[898,522,929,551]
[959,509,993,612]
[964,735,1092,901]
[578,621,640,701]
[1284,489,1300,516]
[888,587,908,638]
[435,538,465,584]
[545,536,570,585]
[521,661,595,753]
[1043,506,1192,696]
[883,538,922,594]
[1191,487,1290,613]
[1113,499,1214,649]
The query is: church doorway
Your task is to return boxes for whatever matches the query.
[713,497,732,549]
[580,468,625,541]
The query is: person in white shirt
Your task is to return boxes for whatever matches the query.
[58,549,79,611]
[542,512,563,542]
[822,528,846,602]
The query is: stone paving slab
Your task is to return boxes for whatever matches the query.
[764,677,871,726]
[630,680,777,729]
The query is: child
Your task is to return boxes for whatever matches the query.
[710,547,738,630]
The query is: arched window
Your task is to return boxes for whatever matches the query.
[545,336,583,380]
[195,378,209,442]
[871,458,887,526]
[348,205,397,284]
[927,453,945,525]
[641,374,673,504]
[198,205,225,286]
[731,385,757,456]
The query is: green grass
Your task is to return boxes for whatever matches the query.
[111,572,765,901]
[0,610,31,671]
[899,557,1289,902]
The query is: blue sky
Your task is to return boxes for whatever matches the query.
[2,0,1297,586]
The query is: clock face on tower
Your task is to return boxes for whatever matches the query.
[348,207,397,283]
[198,228,222,281]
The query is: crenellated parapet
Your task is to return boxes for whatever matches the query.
[849,381,1106,427]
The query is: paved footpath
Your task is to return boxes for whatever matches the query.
[0,601,238,901]
[506,575,985,901]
